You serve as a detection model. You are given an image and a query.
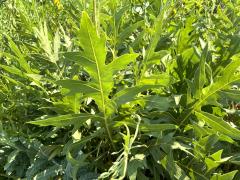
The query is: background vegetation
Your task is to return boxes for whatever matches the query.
[0,0,240,179]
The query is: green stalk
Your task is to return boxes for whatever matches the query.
[93,0,99,33]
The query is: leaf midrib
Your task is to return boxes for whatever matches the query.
[85,21,113,143]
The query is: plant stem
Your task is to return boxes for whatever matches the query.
[93,0,99,33]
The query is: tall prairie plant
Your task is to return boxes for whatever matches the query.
[0,0,240,179]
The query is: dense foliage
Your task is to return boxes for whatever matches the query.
[1,0,240,179]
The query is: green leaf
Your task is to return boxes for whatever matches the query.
[114,6,128,30]
[139,96,173,111]
[57,79,99,95]
[27,114,100,127]
[4,150,19,171]
[26,158,49,178]
[139,123,177,133]
[0,64,26,78]
[193,44,208,98]
[210,170,238,180]
[65,129,104,176]
[195,111,240,140]
[139,73,177,86]
[5,35,32,73]
[205,149,223,172]
[137,2,170,82]
[114,121,177,133]
[107,53,138,74]
[146,50,170,67]
[144,6,166,62]
[118,20,145,44]
[180,61,240,125]
[219,89,240,101]
[161,151,190,180]
[127,154,146,180]
[0,75,27,88]
[32,165,63,180]
[34,22,58,64]
[113,85,162,105]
